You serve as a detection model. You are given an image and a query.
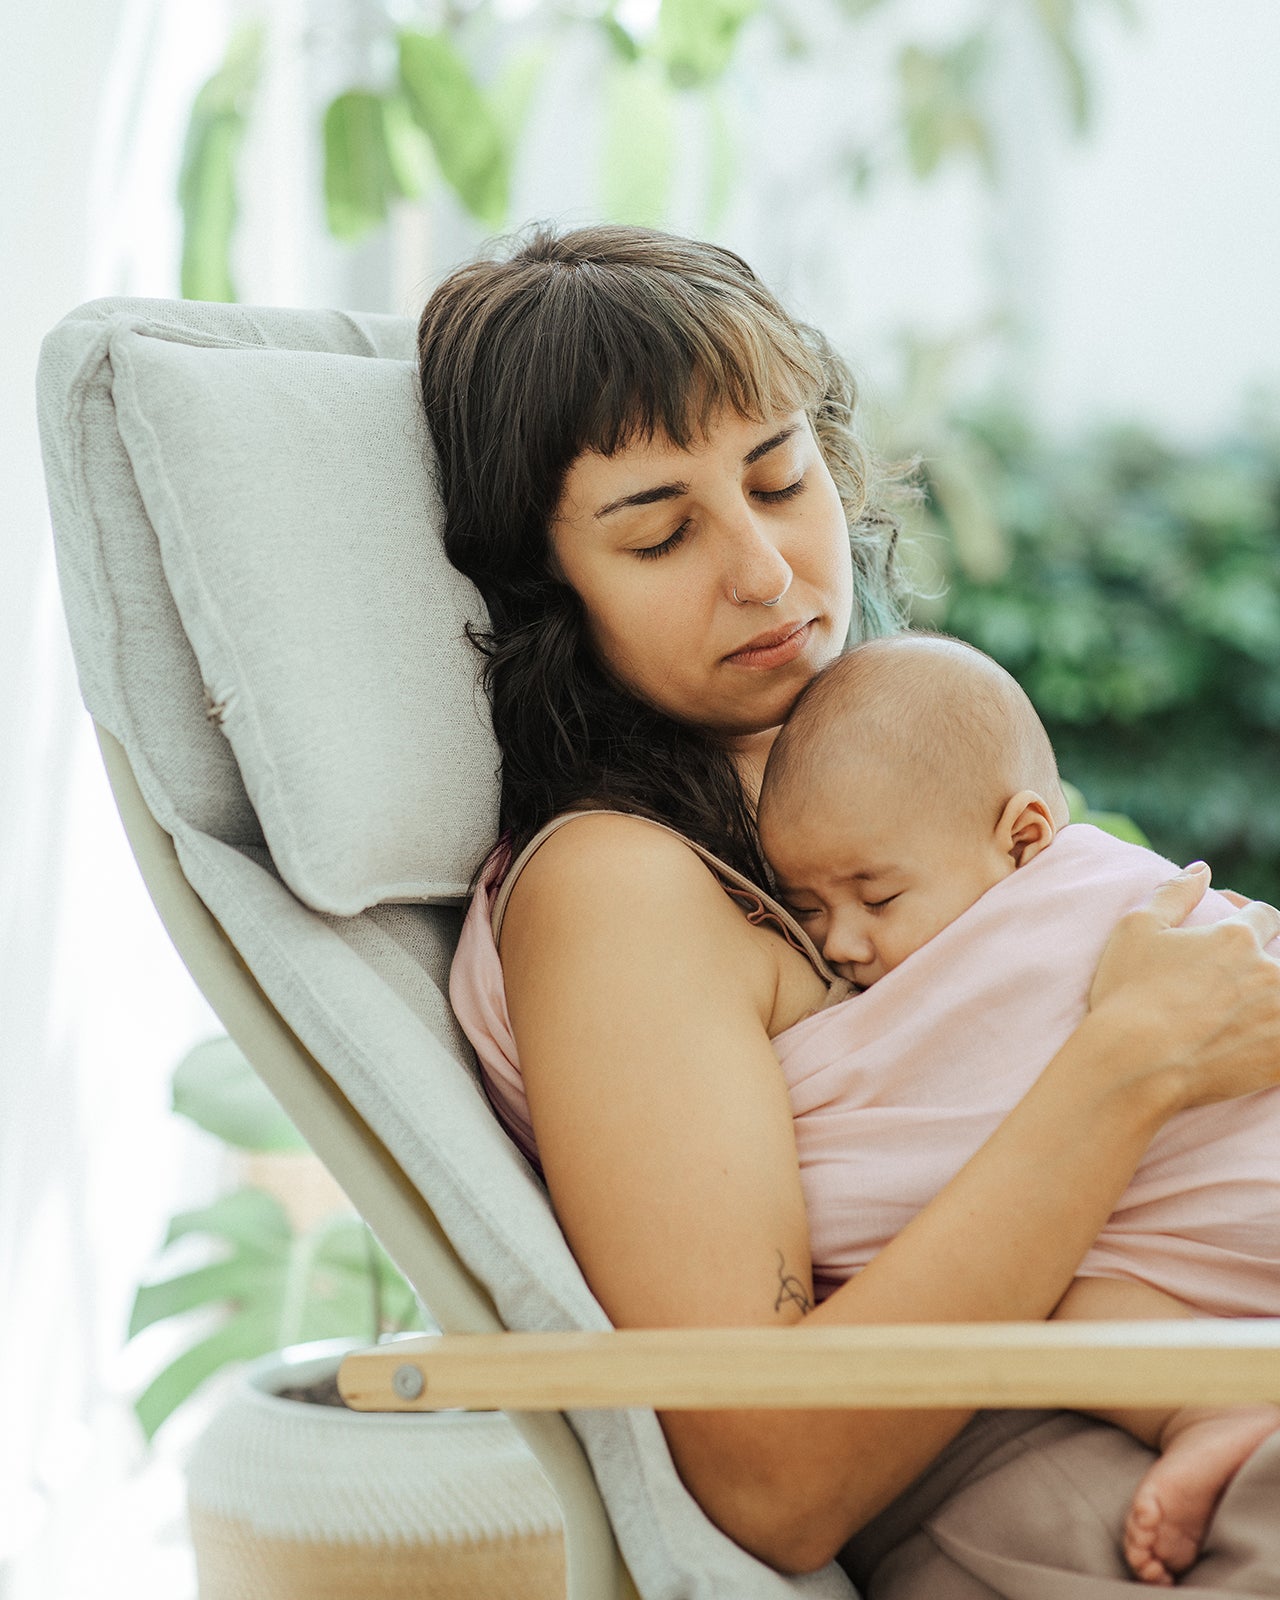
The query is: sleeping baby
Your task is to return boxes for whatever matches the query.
[755,631,1280,1590]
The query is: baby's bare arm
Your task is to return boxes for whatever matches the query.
[1054,1276,1197,1448]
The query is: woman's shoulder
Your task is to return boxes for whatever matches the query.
[500,809,749,950]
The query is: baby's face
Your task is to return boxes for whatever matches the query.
[761,779,1014,987]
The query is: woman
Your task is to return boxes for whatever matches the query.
[421,224,1280,1589]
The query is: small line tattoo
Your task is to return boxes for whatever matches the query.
[774,1250,813,1315]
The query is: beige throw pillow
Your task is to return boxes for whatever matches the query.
[110,328,500,913]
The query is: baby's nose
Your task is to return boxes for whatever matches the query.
[822,920,874,968]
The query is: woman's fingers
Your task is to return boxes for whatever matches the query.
[1139,862,1211,928]
[1089,862,1280,1108]
[1227,897,1280,951]
[1146,866,1280,948]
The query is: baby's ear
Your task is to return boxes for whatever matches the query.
[997,791,1057,868]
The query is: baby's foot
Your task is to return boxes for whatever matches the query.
[1123,1404,1280,1586]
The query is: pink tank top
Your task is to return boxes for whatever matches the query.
[449,814,1280,1317]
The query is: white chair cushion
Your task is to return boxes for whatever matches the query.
[109,326,499,914]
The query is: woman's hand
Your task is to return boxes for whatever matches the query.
[1088,863,1280,1110]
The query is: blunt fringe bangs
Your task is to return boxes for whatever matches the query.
[416,223,912,884]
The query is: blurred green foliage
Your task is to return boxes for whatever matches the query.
[907,409,1280,903]
[178,20,263,302]
[179,0,1126,300]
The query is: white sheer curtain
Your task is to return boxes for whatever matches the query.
[4,3,231,1595]
[4,0,404,1589]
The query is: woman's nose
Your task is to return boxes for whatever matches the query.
[722,507,793,606]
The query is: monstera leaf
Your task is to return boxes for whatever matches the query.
[171,1036,307,1153]
[129,1038,422,1440]
[129,1190,420,1440]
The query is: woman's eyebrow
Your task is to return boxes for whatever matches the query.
[596,481,689,519]
[595,423,802,519]
[743,422,800,465]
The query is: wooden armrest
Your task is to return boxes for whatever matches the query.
[339,1321,1280,1412]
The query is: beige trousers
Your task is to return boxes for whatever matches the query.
[841,1410,1280,1598]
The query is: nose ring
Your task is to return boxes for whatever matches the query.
[732,588,785,607]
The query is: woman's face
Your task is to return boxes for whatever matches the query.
[549,406,854,755]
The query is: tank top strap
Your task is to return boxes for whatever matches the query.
[490,808,854,1007]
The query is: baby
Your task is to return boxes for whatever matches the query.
[756,632,1280,1589]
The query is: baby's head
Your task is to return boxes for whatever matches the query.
[757,634,1071,986]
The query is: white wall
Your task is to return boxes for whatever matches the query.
[1030,0,1280,441]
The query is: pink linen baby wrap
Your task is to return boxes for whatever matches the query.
[450,820,1280,1317]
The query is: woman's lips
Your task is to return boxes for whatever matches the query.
[724,618,814,669]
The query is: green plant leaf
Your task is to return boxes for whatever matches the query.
[128,1184,425,1439]
[656,0,759,88]
[128,1259,260,1338]
[1028,0,1091,132]
[1062,780,1150,846]
[398,30,508,226]
[164,1187,292,1254]
[177,20,264,301]
[381,93,436,199]
[926,443,1009,582]
[133,1306,284,1442]
[1083,809,1152,848]
[599,13,642,64]
[324,89,399,242]
[172,1036,308,1153]
[1062,780,1089,821]
[897,36,995,183]
[488,41,547,157]
[601,58,675,226]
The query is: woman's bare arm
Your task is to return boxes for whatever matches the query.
[501,819,1280,1575]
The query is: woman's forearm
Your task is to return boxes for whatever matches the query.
[685,1007,1177,1573]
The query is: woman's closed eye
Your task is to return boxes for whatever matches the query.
[632,476,805,559]
[633,521,690,560]
[864,894,900,913]
[754,476,805,504]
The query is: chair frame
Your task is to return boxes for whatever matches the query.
[97,724,636,1600]
[98,721,1280,1599]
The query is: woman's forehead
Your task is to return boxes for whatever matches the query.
[572,403,806,476]
[559,406,810,506]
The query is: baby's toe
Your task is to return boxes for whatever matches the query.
[1124,1498,1172,1586]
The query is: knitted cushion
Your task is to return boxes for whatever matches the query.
[39,302,499,913]
[108,327,499,912]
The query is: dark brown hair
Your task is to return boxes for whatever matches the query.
[417,223,910,883]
